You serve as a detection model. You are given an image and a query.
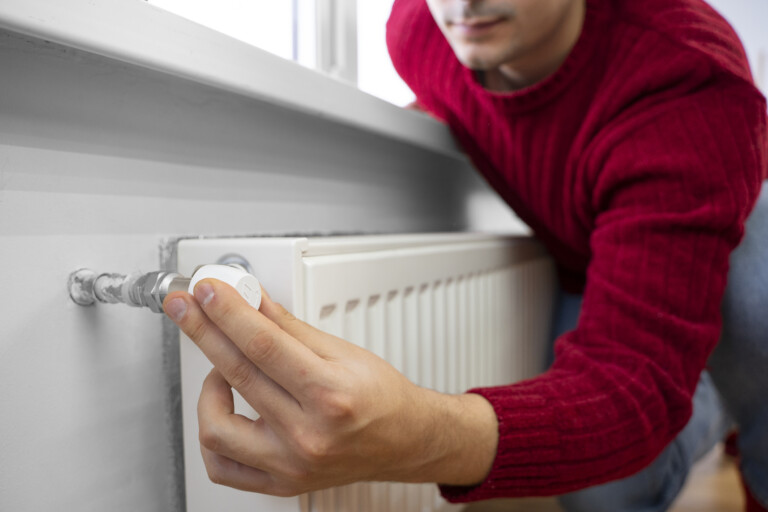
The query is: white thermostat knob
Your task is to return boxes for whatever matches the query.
[188,264,261,309]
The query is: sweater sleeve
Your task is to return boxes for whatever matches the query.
[441,84,766,501]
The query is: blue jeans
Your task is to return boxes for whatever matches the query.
[551,181,768,512]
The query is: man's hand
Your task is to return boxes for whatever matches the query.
[163,278,498,496]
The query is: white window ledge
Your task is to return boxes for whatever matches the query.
[0,0,463,159]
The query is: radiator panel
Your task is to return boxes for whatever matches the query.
[177,234,556,512]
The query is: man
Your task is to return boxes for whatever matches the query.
[163,0,768,510]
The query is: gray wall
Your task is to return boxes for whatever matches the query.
[0,30,508,511]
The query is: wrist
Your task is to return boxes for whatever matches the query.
[403,388,499,486]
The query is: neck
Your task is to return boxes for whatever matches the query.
[485,0,586,92]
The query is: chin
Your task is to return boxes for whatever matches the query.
[449,38,513,70]
[454,49,503,70]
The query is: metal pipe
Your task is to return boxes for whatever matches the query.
[67,262,260,314]
[68,269,188,313]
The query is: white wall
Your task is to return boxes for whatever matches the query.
[0,8,509,509]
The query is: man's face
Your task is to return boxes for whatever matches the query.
[426,0,581,71]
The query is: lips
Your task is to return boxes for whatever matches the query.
[450,16,504,37]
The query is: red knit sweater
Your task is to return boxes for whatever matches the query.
[388,0,767,501]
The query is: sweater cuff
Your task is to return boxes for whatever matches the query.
[438,385,559,503]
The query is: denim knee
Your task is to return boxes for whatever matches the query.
[557,372,732,512]
[709,180,768,507]
[558,442,687,512]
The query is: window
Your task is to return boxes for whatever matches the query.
[146,0,296,61]
[145,0,414,106]
[357,0,414,106]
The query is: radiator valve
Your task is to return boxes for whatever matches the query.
[68,265,261,313]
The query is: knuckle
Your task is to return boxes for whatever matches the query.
[314,387,356,422]
[185,317,210,344]
[205,461,225,486]
[269,300,312,333]
[325,392,356,421]
[272,301,293,319]
[277,305,302,327]
[199,419,225,453]
[224,359,255,391]
[296,432,333,466]
[243,327,280,365]
[201,448,229,486]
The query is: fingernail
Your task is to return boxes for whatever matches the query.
[195,282,215,307]
[165,298,187,322]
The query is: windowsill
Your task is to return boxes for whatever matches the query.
[0,0,464,160]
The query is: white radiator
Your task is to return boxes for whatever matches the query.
[177,233,556,512]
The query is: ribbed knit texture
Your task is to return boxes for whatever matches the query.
[388,0,767,501]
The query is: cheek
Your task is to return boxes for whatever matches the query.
[516,0,573,43]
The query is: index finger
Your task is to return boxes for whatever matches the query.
[192,278,327,401]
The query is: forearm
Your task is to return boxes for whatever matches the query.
[397,388,498,487]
